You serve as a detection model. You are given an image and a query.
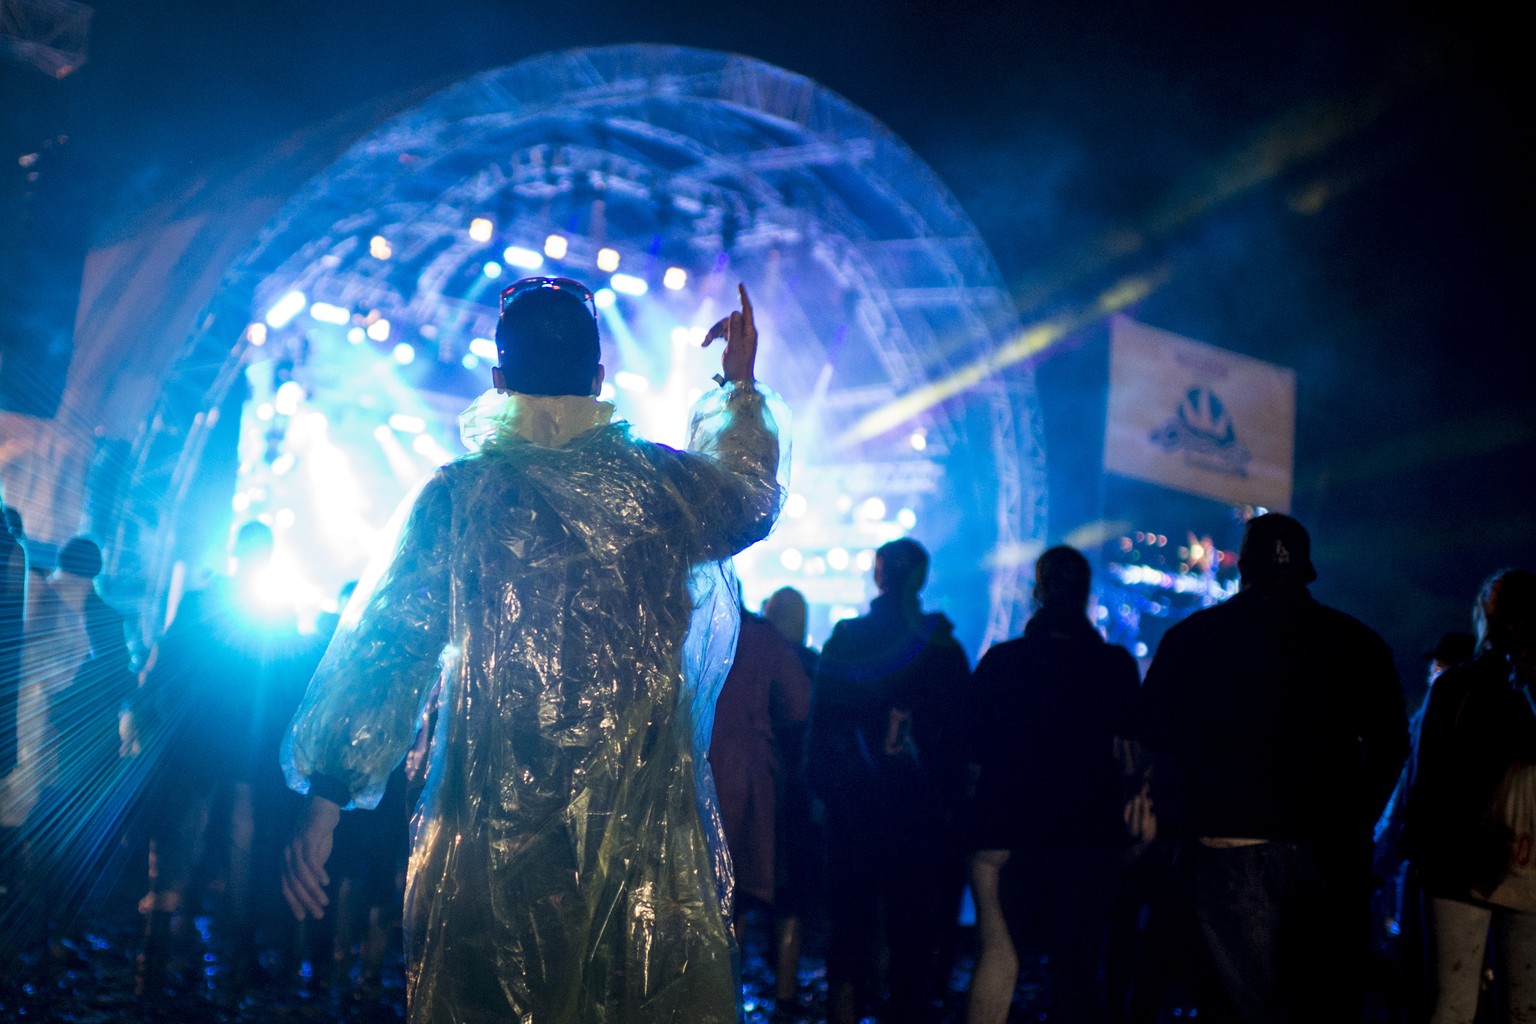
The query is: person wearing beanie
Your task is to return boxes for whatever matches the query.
[281,280,784,1023]
[1140,513,1407,1022]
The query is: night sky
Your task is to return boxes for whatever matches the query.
[5,0,1531,692]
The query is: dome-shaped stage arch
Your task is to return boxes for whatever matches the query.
[120,44,1047,650]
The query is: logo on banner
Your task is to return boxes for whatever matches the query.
[1149,386,1252,478]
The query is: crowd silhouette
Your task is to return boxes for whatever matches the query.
[2,482,1531,1023]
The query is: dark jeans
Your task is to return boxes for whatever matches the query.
[1192,839,1370,1024]
[1000,846,1123,1024]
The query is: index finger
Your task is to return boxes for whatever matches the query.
[738,283,753,323]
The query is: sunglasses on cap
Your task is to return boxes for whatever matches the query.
[499,277,598,320]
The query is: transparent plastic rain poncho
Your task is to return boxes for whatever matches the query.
[283,382,786,1024]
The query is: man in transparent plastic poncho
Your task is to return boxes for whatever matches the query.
[280,278,784,1023]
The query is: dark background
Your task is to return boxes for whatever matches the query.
[4,0,1531,696]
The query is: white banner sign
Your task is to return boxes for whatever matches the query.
[1104,316,1295,510]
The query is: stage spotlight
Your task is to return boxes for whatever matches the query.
[780,548,804,571]
[610,273,647,296]
[369,236,392,260]
[264,290,306,329]
[544,234,568,259]
[274,508,297,529]
[469,338,498,362]
[309,301,351,325]
[663,267,687,290]
[613,371,649,392]
[367,319,392,342]
[347,327,365,345]
[483,261,503,279]
[504,246,544,270]
[271,452,297,477]
[256,403,275,422]
[469,218,494,243]
[596,248,620,272]
[855,549,876,572]
[274,381,305,416]
[858,496,887,521]
[392,343,416,365]
[462,353,479,370]
[783,493,808,519]
[909,430,927,452]
[246,323,268,346]
[594,288,616,310]
[827,547,850,571]
[388,413,426,434]
[232,492,251,512]
[597,381,616,402]
[896,507,918,529]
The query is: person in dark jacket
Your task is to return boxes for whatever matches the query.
[809,537,971,1024]
[965,545,1139,1024]
[1140,513,1407,1024]
[1402,568,1536,1024]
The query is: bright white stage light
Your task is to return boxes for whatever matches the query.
[613,371,650,392]
[610,273,647,296]
[596,248,620,272]
[827,547,850,571]
[369,236,392,260]
[274,381,305,417]
[504,246,544,270]
[783,493,808,519]
[389,414,426,434]
[469,337,498,362]
[780,548,804,571]
[831,605,860,624]
[462,353,479,369]
[544,235,568,259]
[858,496,887,521]
[594,288,616,310]
[897,508,918,529]
[909,430,927,452]
[309,302,351,325]
[274,508,297,529]
[232,492,250,512]
[347,327,365,345]
[663,267,687,290]
[469,218,494,243]
[392,342,416,365]
[483,261,503,279]
[597,382,616,402]
[246,323,268,347]
[670,326,690,345]
[256,403,275,422]
[367,319,391,342]
[270,452,297,477]
[856,549,876,572]
[264,290,306,329]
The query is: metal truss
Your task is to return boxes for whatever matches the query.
[124,45,1049,644]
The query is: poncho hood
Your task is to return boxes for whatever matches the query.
[459,389,617,451]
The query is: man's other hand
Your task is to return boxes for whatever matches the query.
[282,795,340,919]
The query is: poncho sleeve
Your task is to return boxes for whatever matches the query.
[282,470,454,809]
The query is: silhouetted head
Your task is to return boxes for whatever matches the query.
[494,277,603,397]
[874,538,929,602]
[763,586,809,648]
[1474,569,1536,660]
[1034,545,1092,612]
[56,536,103,580]
[1237,513,1317,587]
[1425,631,1475,683]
